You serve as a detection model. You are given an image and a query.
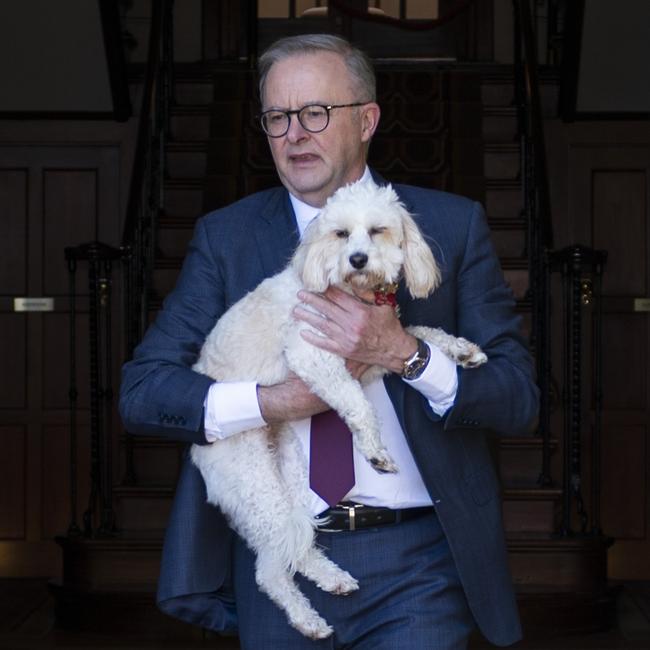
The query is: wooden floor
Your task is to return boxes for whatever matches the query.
[1,580,649,649]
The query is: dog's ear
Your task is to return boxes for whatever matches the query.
[291,225,331,293]
[400,209,441,298]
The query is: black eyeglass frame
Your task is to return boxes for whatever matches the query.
[259,102,369,138]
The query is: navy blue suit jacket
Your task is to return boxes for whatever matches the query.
[119,180,539,646]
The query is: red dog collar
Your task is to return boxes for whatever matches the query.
[373,282,400,315]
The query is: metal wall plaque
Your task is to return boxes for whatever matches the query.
[13,297,55,312]
[634,298,650,312]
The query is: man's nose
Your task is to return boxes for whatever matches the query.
[349,253,368,269]
[286,115,309,142]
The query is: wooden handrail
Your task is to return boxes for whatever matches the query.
[512,0,554,491]
[121,0,168,247]
[98,0,132,121]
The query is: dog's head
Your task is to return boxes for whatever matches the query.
[292,181,441,299]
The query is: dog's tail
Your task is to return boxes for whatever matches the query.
[276,508,317,574]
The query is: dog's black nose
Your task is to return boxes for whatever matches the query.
[349,252,368,269]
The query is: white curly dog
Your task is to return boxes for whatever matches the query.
[191,180,486,639]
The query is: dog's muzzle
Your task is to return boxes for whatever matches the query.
[315,502,435,532]
[348,252,368,269]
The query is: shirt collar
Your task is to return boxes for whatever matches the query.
[289,166,373,238]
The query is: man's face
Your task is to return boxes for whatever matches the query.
[262,52,380,208]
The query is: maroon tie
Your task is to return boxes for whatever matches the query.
[309,410,355,507]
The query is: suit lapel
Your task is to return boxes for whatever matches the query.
[254,189,300,277]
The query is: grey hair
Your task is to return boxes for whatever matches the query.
[258,34,376,106]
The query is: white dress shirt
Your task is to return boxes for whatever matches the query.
[203,169,457,514]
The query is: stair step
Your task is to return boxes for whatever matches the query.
[480,67,560,118]
[486,180,523,220]
[203,137,244,173]
[157,224,195,259]
[166,143,208,179]
[498,436,559,486]
[376,100,447,134]
[484,143,520,180]
[164,179,205,218]
[121,439,184,485]
[500,257,529,270]
[491,229,526,258]
[53,529,609,597]
[502,268,529,300]
[502,488,562,534]
[483,107,518,142]
[56,533,163,590]
[174,81,215,106]
[113,485,174,532]
[202,173,241,211]
[481,80,516,109]
[371,135,450,172]
[50,538,611,638]
[507,534,612,591]
[449,100,484,139]
[170,107,213,141]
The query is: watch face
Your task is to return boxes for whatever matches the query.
[403,339,430,379]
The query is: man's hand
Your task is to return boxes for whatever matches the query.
[257,357,371,425]
[257,373,328,424]
[293,286,418,374]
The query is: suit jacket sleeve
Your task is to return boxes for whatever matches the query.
[438,201,539,435]
[119,217,223,445]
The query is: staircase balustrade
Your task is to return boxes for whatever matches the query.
[513,0,554,487]
[61,0,175,538]
[121,0,175,486]
[64,243,123,537]
[549,245,607,536]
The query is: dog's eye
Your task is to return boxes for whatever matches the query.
[369,227,386,236]
[335,229,349,239]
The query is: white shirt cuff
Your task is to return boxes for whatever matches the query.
[402,342,458,416]
[203,381,266,442]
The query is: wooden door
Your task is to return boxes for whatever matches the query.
[566,139,650,579]
[0,145,121,577]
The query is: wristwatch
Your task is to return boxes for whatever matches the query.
[401,338,431,380]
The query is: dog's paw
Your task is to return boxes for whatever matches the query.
[316,569,359,595]
[369,450,398,474]
[293,613,334,640]
[451,338,488,368]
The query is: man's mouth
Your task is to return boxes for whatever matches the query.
[289,153,319,164]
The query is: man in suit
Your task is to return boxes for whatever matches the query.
[119,34,539,649]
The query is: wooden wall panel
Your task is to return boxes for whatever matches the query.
[42,313,90,410]
[601,424,647,539]
[42,169,98,295]
[554,131,650,579]
[0,314,26,409]
[0,426,26,539]
[592,170,647,296]
[41,425,91,539]
[0,168,27,295]
[0,137,126,577]
[601,314,646,411]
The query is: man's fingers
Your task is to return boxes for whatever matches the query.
[293,305,342,337]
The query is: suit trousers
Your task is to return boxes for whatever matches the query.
[232,510,475,649]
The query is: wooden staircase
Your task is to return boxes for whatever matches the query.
[52,60,612,639]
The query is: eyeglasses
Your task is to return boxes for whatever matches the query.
[259,102,368,138]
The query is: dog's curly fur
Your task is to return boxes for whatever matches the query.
[190,181,487,639]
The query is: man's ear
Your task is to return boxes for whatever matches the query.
[360,102,381,143]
